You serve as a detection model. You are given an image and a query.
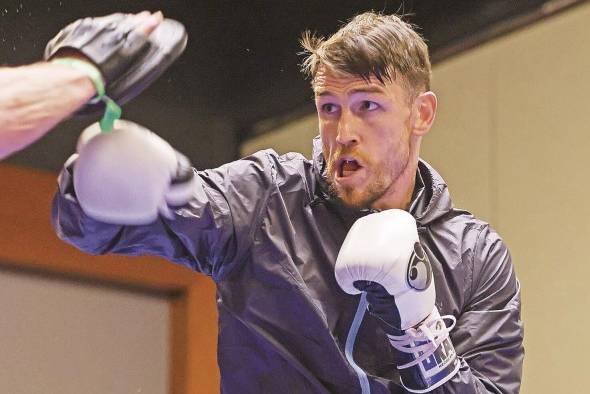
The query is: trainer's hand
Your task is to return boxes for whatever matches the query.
[53,11,164,63]
[45,11,187,115]
[134,10,164,36]
[73,120,195,225]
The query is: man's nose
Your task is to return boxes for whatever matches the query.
[335,110,359,146]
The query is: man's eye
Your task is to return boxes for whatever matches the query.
[322,103,339,113]
[361,101,379,111]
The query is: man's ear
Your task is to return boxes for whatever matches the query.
[411,91,437,136]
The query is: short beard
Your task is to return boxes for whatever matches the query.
[328,178,386,209]
[325,145,410,210]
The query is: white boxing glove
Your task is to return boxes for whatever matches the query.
[335,209,459,393]
[73,120,195,225]
[335,209,435,330]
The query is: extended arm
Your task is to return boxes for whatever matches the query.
[0,10,168,159]
[52,137,278,280]
[0,62,95,159]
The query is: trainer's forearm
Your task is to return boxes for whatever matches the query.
[0,61,95,159]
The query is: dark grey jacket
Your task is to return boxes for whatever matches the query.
[52,137,524,393]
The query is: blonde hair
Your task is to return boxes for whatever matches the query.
[300,12,431,99]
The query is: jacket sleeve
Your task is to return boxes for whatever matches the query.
[52,150,277,281]
[434,225,524,394]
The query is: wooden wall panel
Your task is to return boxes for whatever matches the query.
[0,163,219,393]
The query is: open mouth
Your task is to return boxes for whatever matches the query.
[337,158,362,178]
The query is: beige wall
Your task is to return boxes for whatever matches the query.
[241,113,318,158]
[0,269,170,394]
[426,5,590,393]
[241,4,590,393]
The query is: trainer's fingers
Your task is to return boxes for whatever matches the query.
[134,11,164,36]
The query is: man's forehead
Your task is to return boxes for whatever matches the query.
[313,65,389,96]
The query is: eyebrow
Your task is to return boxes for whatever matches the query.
[315,86,386,97]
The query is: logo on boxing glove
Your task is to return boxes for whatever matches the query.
[406,242,433,291]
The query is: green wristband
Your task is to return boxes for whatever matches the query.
[51,58,105,99]
[51,57,121,133]
[99,96,122,132]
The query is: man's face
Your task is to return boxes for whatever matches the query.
[314,66,416,209]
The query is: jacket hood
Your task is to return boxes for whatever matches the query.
[311,135,452,226]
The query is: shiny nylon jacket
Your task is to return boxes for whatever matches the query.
[52,137,524,393]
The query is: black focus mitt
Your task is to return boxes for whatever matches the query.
[45,13,187,116]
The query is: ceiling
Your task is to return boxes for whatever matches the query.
[0,0,578,171]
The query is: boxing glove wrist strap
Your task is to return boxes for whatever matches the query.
[387,307,460,393]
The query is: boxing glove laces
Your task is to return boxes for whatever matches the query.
[336,209,460,393]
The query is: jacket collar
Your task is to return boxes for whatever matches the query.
[311,135,452,226]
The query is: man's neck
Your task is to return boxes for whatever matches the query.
[371,159,418,211]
